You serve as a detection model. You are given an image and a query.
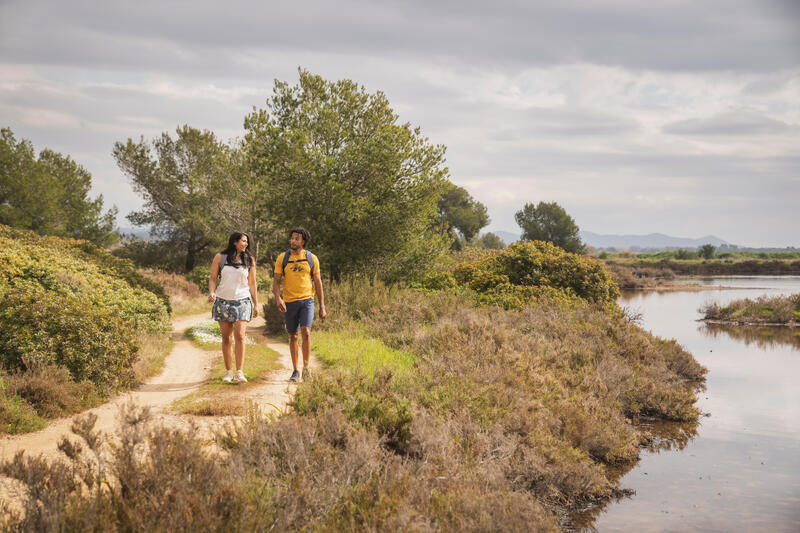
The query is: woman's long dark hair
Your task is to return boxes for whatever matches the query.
[221,232,253,269]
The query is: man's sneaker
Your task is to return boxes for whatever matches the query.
[289,370,300,382]
[222,370,234,383]
[235,370,247,383]
[302,368,311,381]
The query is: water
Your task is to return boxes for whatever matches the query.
[574,276,800,532]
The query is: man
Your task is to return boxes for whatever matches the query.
[273,227,327,382]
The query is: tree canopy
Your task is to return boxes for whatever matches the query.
[478,232,506,249]
[112,126,228,272]
[0,127,118,246]
[514,201,585,254]
[244,69,450,280]
[436,182,489,249]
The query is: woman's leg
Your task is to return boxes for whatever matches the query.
[233,320,247,371]
[219,321,234,370]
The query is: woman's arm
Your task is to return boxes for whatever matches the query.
[248,258,259,317]
[208,253,221,302]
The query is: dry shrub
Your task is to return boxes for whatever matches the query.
[3,364,98,418]
[604,262,675,289]
[262,294,286,335]
[139,269,209,315]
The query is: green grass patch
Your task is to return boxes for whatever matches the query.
[312,329,416,380]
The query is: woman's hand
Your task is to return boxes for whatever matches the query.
[208,292,216,303]
[253,306,259,318]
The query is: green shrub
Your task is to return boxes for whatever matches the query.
[185,265,211,292]
[453,240,619,309]
[0,287,138,394]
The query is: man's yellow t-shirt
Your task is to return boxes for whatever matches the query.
[274,250,320,303]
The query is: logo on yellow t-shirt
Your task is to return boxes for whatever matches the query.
[274,250,319,303]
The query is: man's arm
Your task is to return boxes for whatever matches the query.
[272,273,286,312]
[248,258,259,318]
[313,270,326,322]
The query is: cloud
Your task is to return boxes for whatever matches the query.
[1,0,798,75]
[663,110,793,135]
[1,0,798,247]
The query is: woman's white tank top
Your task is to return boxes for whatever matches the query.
[215,254,251,300]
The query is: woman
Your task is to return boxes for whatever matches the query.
[208,232,258,383]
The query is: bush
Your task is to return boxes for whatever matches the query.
[453,241,619,309]
[0,379,45,434]
[0,287,138,394]
[0,225,170,424]
[2,364,98,418]
[262,295,286,335]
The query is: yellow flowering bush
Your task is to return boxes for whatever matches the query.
[453,241,619,309]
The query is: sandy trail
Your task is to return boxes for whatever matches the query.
[0,313,303,461]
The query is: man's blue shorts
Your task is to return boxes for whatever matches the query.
[284,298,314,333]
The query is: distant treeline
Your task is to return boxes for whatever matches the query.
[606,259,800,277]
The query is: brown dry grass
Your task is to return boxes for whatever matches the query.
[139,269,210,316]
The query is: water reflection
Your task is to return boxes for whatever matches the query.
[701,323,800,351]
[563,418,701,532]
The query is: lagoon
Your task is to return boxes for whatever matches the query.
[570,276,800,532]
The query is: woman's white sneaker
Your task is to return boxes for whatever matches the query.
[235,370,247,383]
[222,370,234,383]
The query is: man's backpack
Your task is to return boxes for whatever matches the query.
[281,249,314,281]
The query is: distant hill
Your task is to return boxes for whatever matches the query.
[117,226,153,239]
[580,231,729,251]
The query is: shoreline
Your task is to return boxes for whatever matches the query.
[701,318,799,328]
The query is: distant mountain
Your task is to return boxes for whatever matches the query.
[117,226,153,239]
[580,231,730,251]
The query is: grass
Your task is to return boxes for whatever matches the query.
[139,268,213,316]
[173,321,282,416]
[701,293,800,325]
[132,332,174,382]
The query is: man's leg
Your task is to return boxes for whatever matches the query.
[284,300,301,379]
[289,332,300,371]
[300,326,311,369]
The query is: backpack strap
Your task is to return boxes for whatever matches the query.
[217,253,227,279]
[281,249,291,272]
[282,250,315,281]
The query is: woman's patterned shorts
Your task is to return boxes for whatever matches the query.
[212,297,252,322]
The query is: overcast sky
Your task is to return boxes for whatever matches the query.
[1,0,798,246]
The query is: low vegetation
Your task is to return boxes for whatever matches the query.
[701,293,800,325]
[0,225,171,434]
[1,264,706,530]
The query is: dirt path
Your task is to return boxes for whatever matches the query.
[0,313,303,461]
